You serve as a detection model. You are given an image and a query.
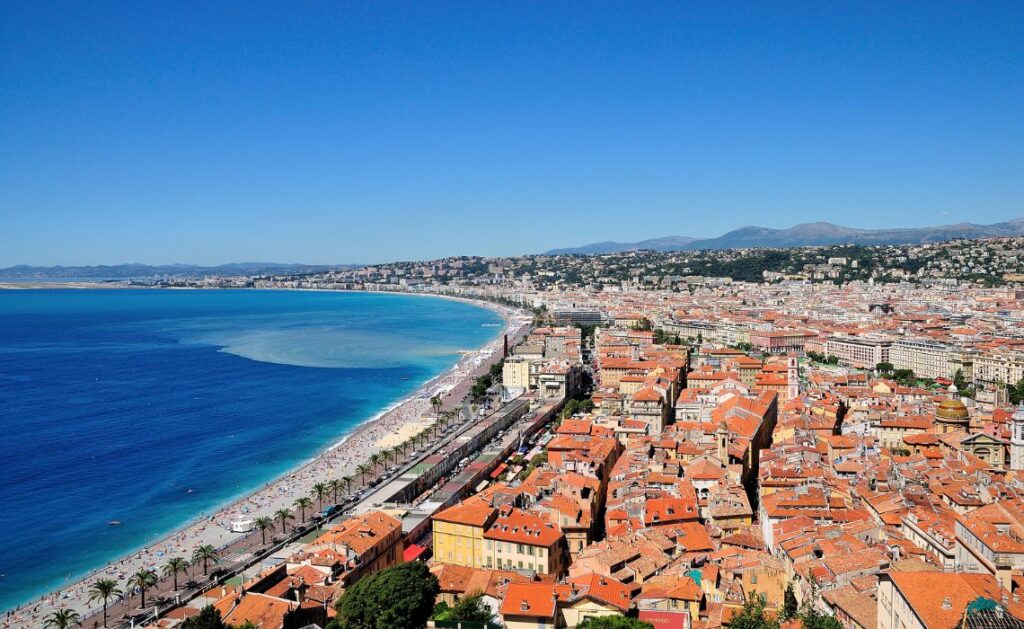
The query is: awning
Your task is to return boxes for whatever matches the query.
[403,543,426,562]
[489,463,508,479]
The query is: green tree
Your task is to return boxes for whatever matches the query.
[893,368,915,385]
[87,578,122,627]
[179,605,228,629]
[162,556,189,590]
[430,394,443,416]
[328,478,342,503]
[952,369,976,398]
[781,582,798,621]
[1009,378,1024,405]
[330,561,439,629]
[729,593,780,629]
[43,609,81,629]
[312,482,329,509]
[575,616,653,629]
[127,568,159,608]
[294,496,313,522]
[192,544,219,576]
[876,362,894,375]
[356,463,371,485]
[799,580,843,629]
[275,508,294,533]
[431,591,495,624]
[254,516,274,545]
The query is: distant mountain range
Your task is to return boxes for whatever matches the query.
[0,262,360,280]
[544,217,1024,255]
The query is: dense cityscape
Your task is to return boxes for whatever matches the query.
[5,3,1022,628]
[21,235,1024,628]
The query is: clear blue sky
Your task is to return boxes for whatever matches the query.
[1,2,1022,266]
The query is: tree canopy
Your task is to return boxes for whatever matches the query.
[330,562,440,629]
[431,591,495,624]
[730,593,780,629]
[180,605,228,629]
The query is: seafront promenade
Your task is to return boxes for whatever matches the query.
[2,296,530,629]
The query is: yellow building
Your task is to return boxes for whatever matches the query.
[484,509,568,576]
[502,356,532,390]
[431,497,497,568]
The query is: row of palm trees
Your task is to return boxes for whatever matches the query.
[45,544,222,628]
[43,407,464,628]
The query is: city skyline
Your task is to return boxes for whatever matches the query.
[2,2,1022,266]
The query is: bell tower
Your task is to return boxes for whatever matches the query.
[1011,403,1024,471]
[787,353,799,402]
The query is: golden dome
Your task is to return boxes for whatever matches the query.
[936,398,970,425]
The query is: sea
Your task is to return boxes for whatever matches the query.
[0,289,502,612]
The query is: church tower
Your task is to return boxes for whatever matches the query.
[1011,403,1024,471]
[787,354,799,402]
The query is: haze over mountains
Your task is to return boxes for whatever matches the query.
[544,217,1024,255]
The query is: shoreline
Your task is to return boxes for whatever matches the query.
[1,288,530,626]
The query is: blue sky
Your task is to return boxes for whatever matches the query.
[1,2,1022,266]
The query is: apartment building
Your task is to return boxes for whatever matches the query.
[503,356,532,390]
[307,510,403,586]
[973,350,1024,387]
[432,498,498,568]
[890,338,955,380]
[954,500,1024,590]
[877,571,1015,629]
[826,335,892,369]
[484,509,568,576]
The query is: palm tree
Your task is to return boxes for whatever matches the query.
[382,447,396,467]
[341,476,353,495]
[369,452,382,471]
[162,556,189,590]
[294,496,313,522]
[430,394,442,416]
[328,478,341,503]
[43,609,81,628]
[127,568,158,608]
[356,463,371,485]
[87,578,121,627]
[191,545,219,576]
[254,516,274,545]
[275,507,294,533]
[397,439,410,456]
[312,482,329,509]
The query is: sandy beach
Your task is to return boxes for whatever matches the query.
[1,290,530,628]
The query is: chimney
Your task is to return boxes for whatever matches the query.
[521,600,530,611]
[942,597,952,610]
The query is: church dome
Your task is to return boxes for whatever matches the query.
[936,398,970,426]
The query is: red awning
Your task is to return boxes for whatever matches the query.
[489,463,508,479]
[403,543,426,562]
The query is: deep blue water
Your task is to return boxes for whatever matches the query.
[0,289,501,611]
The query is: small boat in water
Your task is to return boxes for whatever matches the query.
[108,520,123,526]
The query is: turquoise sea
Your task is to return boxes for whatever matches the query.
[0,289,502,612]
